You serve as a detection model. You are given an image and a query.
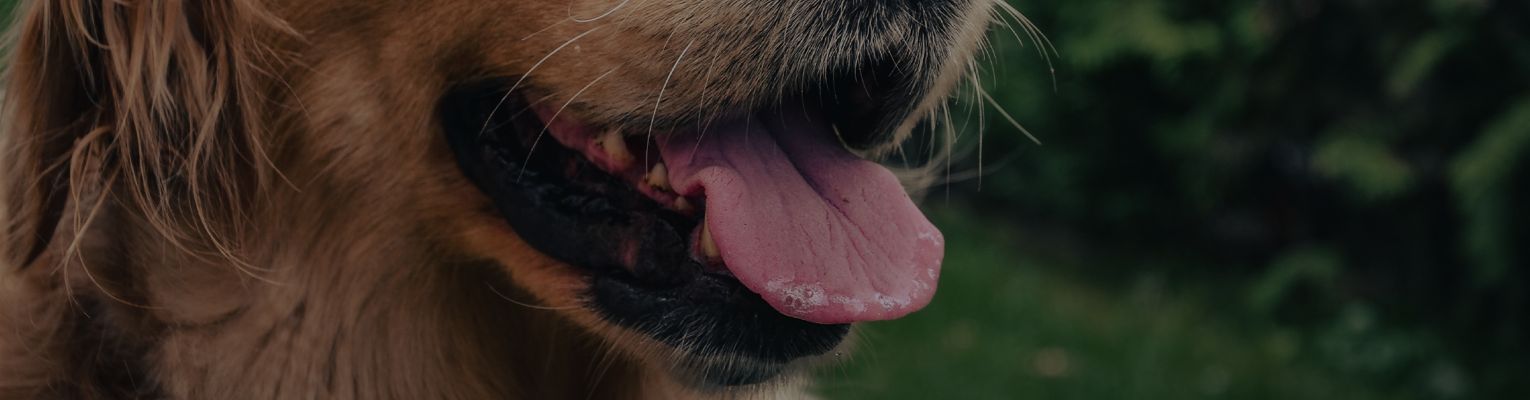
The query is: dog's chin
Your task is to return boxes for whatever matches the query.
[588,272,852,388]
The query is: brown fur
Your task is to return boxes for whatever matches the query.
[0,0,996,398]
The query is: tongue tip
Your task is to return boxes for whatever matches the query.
[774,295,935,325]
[759,275,940,325]
[658,107,947,325]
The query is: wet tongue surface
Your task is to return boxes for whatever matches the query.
[657,109,944,324]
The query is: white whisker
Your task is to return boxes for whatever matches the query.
[993,0,1059,90]
[941,102,956,202]
[486,283,582,311]
[479,27,601,140]
[968,64,987,191]
[644,39,697,165]
[570,0,634,23]
[521,19,568,42]
[929,148,1025,186]
[693,48,728,134]
[518,67,620,182]
[977,85,1041,145]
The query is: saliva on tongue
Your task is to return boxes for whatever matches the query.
[655,108,945,324]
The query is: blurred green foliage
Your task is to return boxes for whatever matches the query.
[843,0,1527,397]
[822,209,1437,399]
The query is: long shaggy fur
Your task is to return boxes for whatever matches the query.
[2,1,281,396]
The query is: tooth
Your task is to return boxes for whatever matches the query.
[646,162,670,191]
[700,216,720,261]
[673,196,694,212]
[600,129,634,168]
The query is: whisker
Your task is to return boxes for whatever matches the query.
[989,9,1030,53]
[929,149,1025,186]
[569,0,634,23]
[644,39,697,165]
[485,283,583,311]
[479,27,601,140]
[584,342,623,400]
[993,0,1059,90]
[977,85,1041,145]
[520,19,568,41]
[518,67,620,182]
[507,92,563,121]
[692,48,727,135]
[941,102,956,203]
[968,64,987,191]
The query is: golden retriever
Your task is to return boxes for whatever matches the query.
[0,0,1000,398]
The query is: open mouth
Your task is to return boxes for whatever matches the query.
[440,62,944,386]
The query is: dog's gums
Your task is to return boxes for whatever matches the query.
[532,99,947,323]
[442,87,857,387]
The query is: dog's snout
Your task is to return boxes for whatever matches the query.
[855,0,972,13]
[896,0,961,5]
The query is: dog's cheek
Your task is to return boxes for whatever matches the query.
[450,210,587,305]
[444,204,678,351]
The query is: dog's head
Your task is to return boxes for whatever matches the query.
[3,0,993,389]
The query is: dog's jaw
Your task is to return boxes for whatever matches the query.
[430,0,991,387]
[0,0,996,397]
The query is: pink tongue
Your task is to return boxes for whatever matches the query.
[659,109,944,324]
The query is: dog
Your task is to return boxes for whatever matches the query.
[0,0,999,398]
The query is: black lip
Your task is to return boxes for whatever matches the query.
[439,83,849,387]
[820,54,931,150]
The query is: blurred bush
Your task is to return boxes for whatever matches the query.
[953,0,1528,394]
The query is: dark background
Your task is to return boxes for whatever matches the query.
[4,1,1526,398]
[823,1,1529,398]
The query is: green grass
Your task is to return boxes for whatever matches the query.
[814,207,1415,400]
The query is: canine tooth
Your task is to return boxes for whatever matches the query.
[600,129,634,167]
[646,162,670,191]
[700,217,720,261]
[673,197,694,212]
